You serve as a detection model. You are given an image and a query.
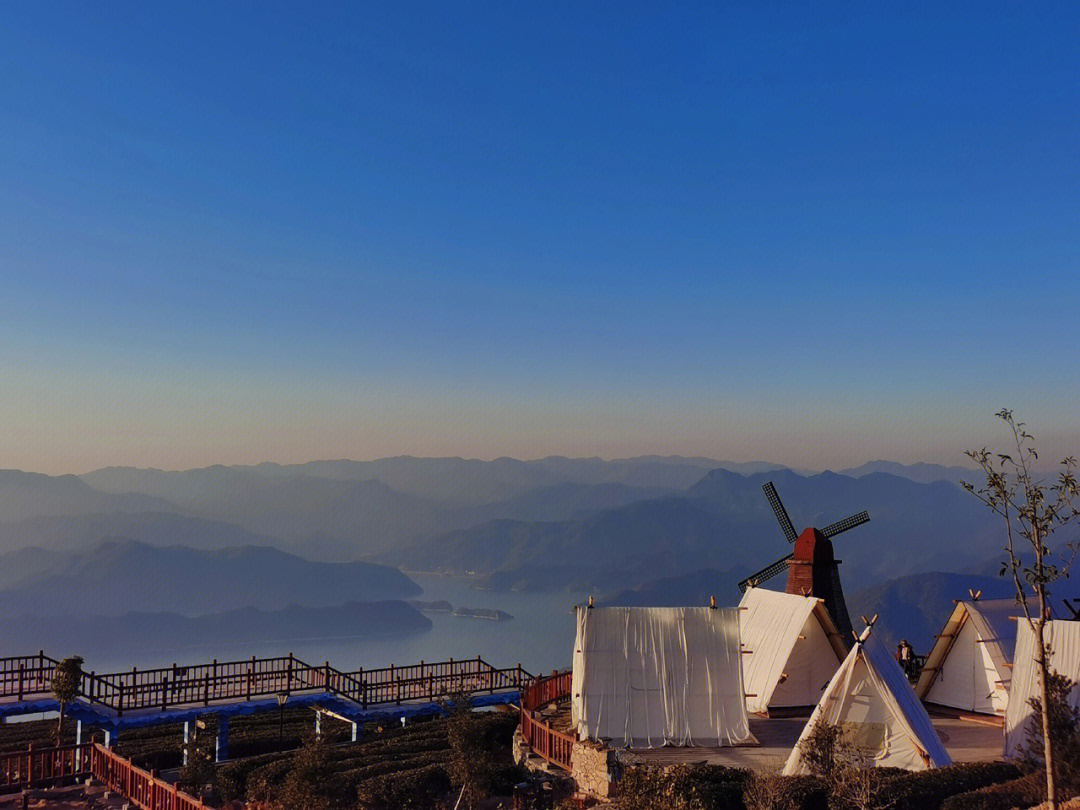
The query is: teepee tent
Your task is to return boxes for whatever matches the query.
[571,605,750,748]
[1004,619,1080,760]
[739,587,847,716]
[784,625,952,774]
[916,598,1023,717]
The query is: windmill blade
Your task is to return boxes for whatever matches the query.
[821,510,870,539]
[738,553,794,593]
[762,481,798,543]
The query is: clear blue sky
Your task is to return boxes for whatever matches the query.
[2,2,1078,473]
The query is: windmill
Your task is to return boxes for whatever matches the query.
[737,481,869,644]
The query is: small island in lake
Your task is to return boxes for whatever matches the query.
[453,606,513,621]
[410,599,453,613]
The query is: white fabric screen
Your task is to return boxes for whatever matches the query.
[571,606,750,748]
[1004,620,1080,760]
[739,588,845,713]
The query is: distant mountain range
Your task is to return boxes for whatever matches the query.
[387,468,1002,595]
[0,456,1004,611]
[0,457,979,564]
[0,600,431,659]
[0,511,280,553]
[0,540,420,618]
[836,460,979,487]
[0,470,173,521]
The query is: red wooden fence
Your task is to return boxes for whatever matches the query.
[90,743,207,810]
[0,743,210,809]
[518,670,575,771]
[0,742,91,790]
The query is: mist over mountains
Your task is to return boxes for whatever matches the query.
[388,467,1001,594]
[1,454,1015,659]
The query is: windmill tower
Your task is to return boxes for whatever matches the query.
[737,481,869,644]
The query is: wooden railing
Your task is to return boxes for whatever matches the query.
[90,743,208,809]
[0,653,531,715]
[518,670,575,771]
[520,709,576,772]
[0,652,56,702]
[0,653,123,707]
[0,742,92,790]
[0,743,210,809]
[521,670,573,711]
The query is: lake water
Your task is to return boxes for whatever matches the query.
[67,576,579,677]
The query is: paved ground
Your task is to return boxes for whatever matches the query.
[0,783,128,809]
[626,714,1005,772]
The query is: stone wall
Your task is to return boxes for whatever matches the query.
[571,739,619,798]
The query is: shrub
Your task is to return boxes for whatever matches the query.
[744,772,828,810]
[443,697,519,806]
[939,772,1045,810]
[800,720,844,780]
[616,764,750,810]
[1020,671,1080,794]
[877,762,1023,810]
[177,734,217,796]
[216,752,291,802]
[355,763,452,810]
[245,759,294,804]
[266,734,350,810]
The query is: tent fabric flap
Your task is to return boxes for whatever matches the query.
[917,599,1023,715]
[739,588,845,714]
[1004,620,1080,760]
[784,629,952,774]
[571,606,750,748]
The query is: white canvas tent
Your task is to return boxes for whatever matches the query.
[784,626,952,774]
[916,598,1024,716]
[1004,619,1080,760]
[571,606,750,748]
[739,587,847,716]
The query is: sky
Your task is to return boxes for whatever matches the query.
[1,2,1079,475]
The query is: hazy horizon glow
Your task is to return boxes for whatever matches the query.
[2,2,1079,475]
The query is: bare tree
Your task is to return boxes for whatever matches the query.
[962,409,1080,810]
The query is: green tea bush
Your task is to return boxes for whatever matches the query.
[939,772,1045,810]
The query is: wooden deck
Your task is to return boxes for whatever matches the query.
[625,715,1005,771]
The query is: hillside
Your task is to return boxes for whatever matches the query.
[0,540,421,618]
[0,470,174,520]
[0,511,280,552]
[391,496,744,591]
[848,572,1020,653]
[600,568,739,607]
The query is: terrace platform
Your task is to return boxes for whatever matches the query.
[1,652,529,763]
[625,715,1004,771]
